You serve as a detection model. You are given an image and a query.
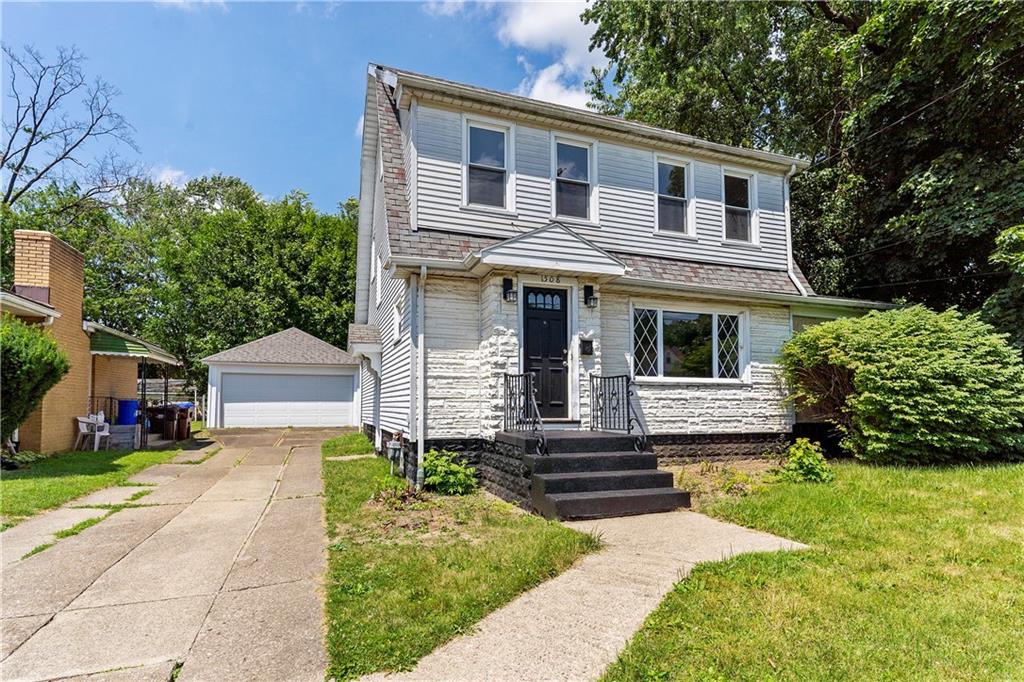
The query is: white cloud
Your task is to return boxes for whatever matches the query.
[497,1,604,109]
[154,0,227,12]
[355,114,364,139]
[514,61,591,110]
[496,1,602,73]
[423,0,468,17]
[152,165,189,188]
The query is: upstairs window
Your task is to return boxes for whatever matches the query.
[466,124,507,208]
[555,141,591,220]
[633,306,744,380]
[724,172,754,242]
[657,161,689,234]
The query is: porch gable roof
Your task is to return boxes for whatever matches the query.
[470,222,627,277]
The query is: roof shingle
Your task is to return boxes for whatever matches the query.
[202,328,356,365]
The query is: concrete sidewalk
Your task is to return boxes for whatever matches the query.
[0,428,348,682]
[363,511,807,682]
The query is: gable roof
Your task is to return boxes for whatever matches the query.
[202,328,356,366]
[381,64,808,172]
[475,223,626,276]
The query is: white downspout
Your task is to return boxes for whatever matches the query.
[415,265,427,489]
[783,163,808,296]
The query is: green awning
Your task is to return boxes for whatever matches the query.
[91,329,149,356]
[86,321,179,365]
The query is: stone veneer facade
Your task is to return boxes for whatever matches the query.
[420,273,794,445]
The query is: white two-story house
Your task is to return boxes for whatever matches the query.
[349,64,882,515]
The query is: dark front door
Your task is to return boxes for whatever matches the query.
[523,286,568,419]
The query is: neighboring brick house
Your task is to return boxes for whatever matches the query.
[348,66,892,519]
[2,230,177,453]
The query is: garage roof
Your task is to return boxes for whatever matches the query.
[202,328,356,366]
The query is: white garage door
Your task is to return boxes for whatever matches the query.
[221,373,354,427]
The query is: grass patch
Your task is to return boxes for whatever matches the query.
[175,445,221,465]
[0,447,180,526]
[22,542,54,559]
[53,514,108,539]
[322,432,374,458]
[190,420,205,433]
[605,462,1024,681]
[323,453,600,680]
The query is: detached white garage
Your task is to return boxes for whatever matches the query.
[203,328,359,428]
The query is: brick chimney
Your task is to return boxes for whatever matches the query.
[12,230,91,453]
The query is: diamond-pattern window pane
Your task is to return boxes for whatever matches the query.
[633,308,659,377]
[717,314,741,379]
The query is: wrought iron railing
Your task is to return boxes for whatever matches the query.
[503,373,548,455]
[589,374,647,452]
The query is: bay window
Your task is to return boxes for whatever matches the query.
[723,171,754,242]
[466,123,508,208]
[632,306,744,380]
[554,140,591,220]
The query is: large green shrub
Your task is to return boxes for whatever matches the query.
[423,449,478,495]
[1,315,70,445]
[780,306,1024,465]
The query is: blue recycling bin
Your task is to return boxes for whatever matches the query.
[116,399,139,426]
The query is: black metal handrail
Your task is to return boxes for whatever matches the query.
[503,373,548,455]
[589,374,647,452]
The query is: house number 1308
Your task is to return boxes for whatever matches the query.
[540,275,561,283]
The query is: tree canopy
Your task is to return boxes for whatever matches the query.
[584,0,1024,342]
[2,178,358,387]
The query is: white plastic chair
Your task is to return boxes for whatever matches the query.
[93,414,110,451]
[74,417,94,451]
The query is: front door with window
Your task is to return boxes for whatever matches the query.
[523,287,568,419]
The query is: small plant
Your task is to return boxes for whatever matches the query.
[777,439,834,483]
[371,475,425,508]
[423,449,478,495]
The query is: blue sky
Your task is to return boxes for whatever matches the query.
[2,1,603,212]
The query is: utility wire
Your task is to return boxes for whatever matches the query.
[803,47,1023,173]
[849,270,1009,291]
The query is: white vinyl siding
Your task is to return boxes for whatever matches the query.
[367,172,412,436]
[412,104,789,271]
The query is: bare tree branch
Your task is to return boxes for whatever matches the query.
[1,45,138,207]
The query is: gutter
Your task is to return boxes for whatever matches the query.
[415,265,427,489]
[782,163,808,297]
[616,276,896,310]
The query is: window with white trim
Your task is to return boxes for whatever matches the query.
[656,160,689,234]
[466,123,508,208]
[632,307,744,379]
[723,171,754,242]
[555,140,591,220]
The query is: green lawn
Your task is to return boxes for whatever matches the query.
[322,431,374,457]
[322,444,600,680]
[0,448,181,528]
[605,462,1024,681]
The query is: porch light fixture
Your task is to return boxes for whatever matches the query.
[584,284,598,309]
[502,277,517,303]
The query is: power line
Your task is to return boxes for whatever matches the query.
[804,47,1023,173]
[849,270,1009,291]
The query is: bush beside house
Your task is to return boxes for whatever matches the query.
[781,306,1024,465]
[1,315,70,447]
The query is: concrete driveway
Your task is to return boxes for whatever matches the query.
[1,428,346,682]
